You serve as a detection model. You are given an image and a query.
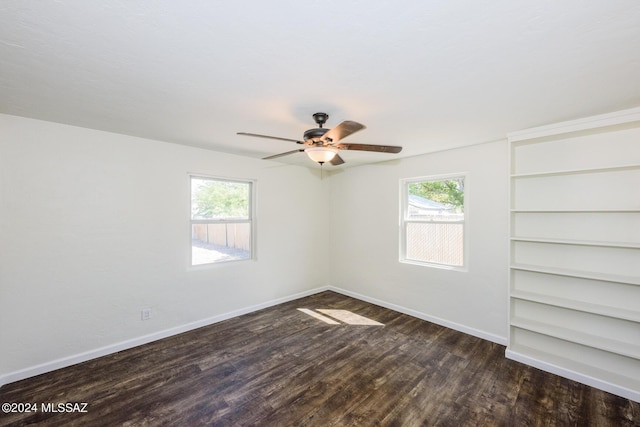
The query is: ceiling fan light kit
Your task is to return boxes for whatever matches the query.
[304,146,337,164]
[237,112,403,166]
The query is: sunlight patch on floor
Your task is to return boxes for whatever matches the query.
[297,308,384,326]
[297,308,340,324]
[317,309,384,325]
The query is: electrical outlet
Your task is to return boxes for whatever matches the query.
[141,308,152,321]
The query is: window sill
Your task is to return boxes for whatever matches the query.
[399,258,467,272]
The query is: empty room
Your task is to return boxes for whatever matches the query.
[1,1,639,426]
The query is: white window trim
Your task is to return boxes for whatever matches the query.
[399,173,468,271]
[188,173,257,268]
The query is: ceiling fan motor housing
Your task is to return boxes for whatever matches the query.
[303,127,329,142]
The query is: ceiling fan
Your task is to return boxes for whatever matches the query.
[237,112,402,165]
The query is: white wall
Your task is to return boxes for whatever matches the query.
[0,114,510,384]
[328,140,509,342]
[0,114,330,381]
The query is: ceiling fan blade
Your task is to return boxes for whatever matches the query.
[238,132,302,144]
[330,153,345,166]
[262,149,305,160]
[322,121,365,143]
[335,143,403,153]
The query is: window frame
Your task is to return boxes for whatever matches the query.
[189,174,256,267]
[399,173,468,271]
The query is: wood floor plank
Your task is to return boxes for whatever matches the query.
[1,291,638,426]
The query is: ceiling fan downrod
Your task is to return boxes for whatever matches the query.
[304,112,331,142]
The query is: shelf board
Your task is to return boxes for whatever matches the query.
[511,164,640,179]
[510,237,640,249]
[510,290,640,323]
[510,209,640,214]
[510,318,640,360]
[510,263,640,286]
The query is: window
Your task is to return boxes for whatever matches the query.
[190,175,254,266]
[400,175,466,269]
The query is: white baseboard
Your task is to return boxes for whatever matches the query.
[328,286,508,346]
[0,286,330,388]
[505,349,640,403]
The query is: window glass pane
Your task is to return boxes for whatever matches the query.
[401,175,466,269]
[406,222,464,266]
[190,176,253,266]
[191,178,250,220]
[192,223,251,265]
[407,179,464,219]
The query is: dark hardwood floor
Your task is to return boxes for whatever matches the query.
[1,291,638,426]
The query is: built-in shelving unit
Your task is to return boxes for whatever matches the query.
[507,107,640,402]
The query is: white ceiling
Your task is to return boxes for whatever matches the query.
[1,1,639,168]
